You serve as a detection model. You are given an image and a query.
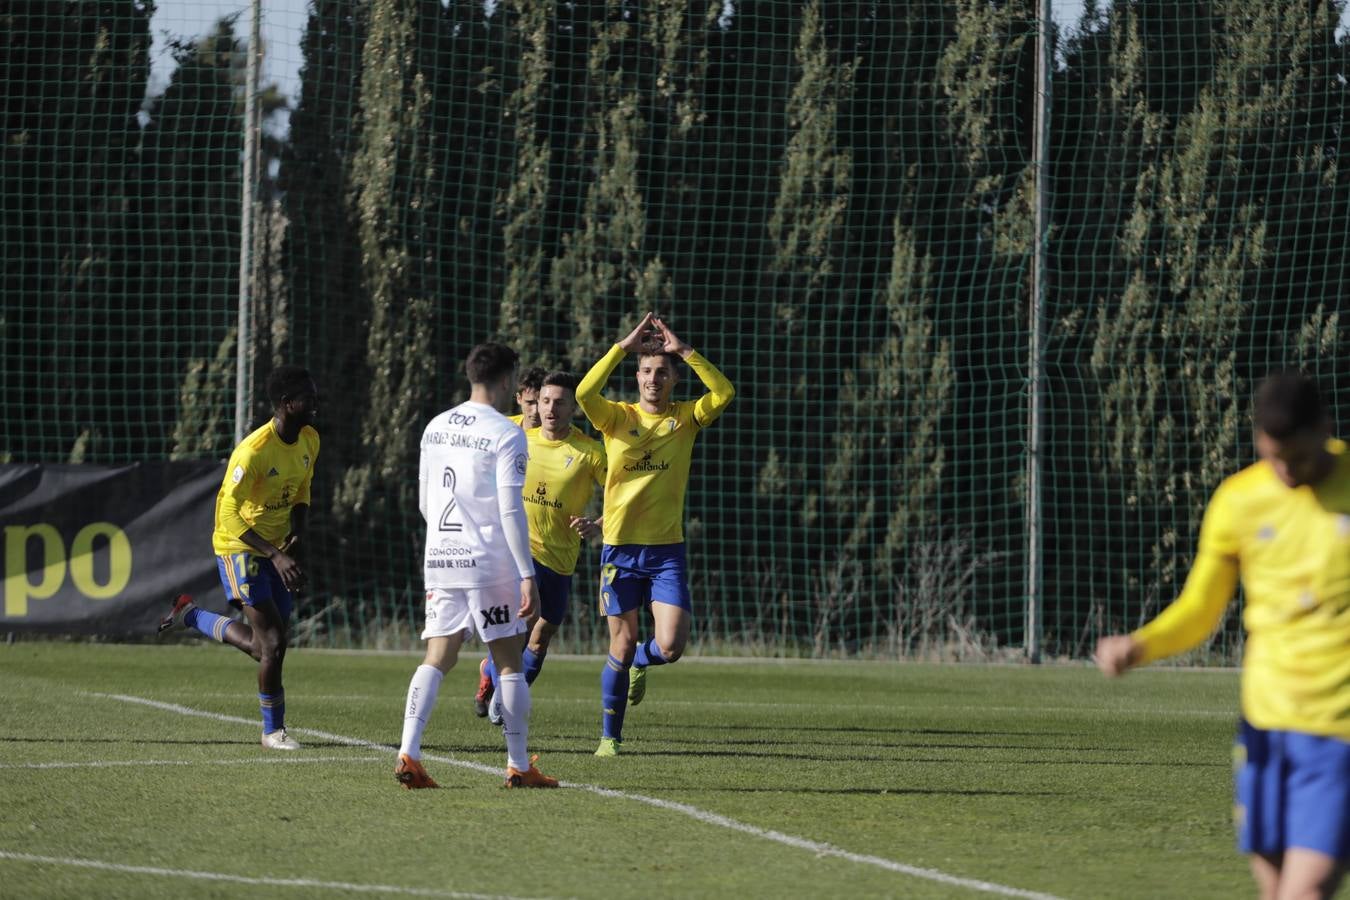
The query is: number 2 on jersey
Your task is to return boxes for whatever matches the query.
[439,466,462,532]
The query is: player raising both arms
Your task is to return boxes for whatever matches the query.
[577,312,734,757]
[1096,373,1350,900]
[159,365,319,751]
[394,342,558,790]
[475,371,606,723]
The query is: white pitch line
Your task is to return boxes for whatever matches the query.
[88,692,1066,900]
[0,755,383,771]
[0,851,549,900]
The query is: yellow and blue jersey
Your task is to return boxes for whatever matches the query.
[1134,439,1350,740]
[212,421,319,555]
[523,425,606,575]
[577,344,734,546]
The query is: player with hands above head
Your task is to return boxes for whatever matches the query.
[576,312,734,757]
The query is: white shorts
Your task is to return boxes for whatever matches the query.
[421,581,527,643]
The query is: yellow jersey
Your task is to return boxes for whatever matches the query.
[1134,440,1350,738]
[577,344,734,546]
[212,421,319,555]
[509,414,523,426]
[522,425,606,575]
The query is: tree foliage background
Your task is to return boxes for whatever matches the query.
[4,0,1349,657]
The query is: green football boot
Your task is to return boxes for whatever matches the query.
[627,665,648,706]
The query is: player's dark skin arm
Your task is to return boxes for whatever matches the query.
[214,523,298,693]
[279,504,309,561]
[262,386,314,593]
[237,526,305,592]
[212,507,305,671]
[197,377,317,699]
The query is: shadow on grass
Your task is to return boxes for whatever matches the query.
[492,744,1231,768]
[708,786,1069,797]
[629,734,1141,753]
[632,721,1082,738]
[531,724,1137,753]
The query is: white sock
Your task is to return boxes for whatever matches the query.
[499,672,531,771]
[399,664,443,759]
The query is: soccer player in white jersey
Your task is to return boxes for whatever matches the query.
[475,371,606,724]
[395,343,558,789]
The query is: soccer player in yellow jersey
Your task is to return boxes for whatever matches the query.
[475,371,606,722]
[508,365,546,430]
[158,366,319,751]
[1096,373,1350,900]
[578,312,734,757]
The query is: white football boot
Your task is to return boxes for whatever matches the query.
[261,729,301,751]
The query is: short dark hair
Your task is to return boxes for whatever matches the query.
[465,342,519,386]
[517,365,548,394]
[541,370,581,393]
[636,339,680,371]
[266,365,313,408]
[1254,372,1327,439]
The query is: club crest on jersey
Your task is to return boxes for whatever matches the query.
[514,453,528,475]
[526,481,562,508]
[1258,525,1276,542]
[302,455,310,469]
[267,467,280,477]
[231,465,245,484]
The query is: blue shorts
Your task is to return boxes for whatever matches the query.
[533,559,573,626]
[1235,720,1350,860]
[598,543,691,616]
[216,552,294,622]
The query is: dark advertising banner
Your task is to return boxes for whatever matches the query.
[1,461,225,635]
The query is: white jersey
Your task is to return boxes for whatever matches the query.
[419,401,533,588]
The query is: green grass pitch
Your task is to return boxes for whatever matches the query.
[0,643,1246,898]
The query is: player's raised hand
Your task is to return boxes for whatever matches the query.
[618,311,657,353]
[652,316,692,357]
